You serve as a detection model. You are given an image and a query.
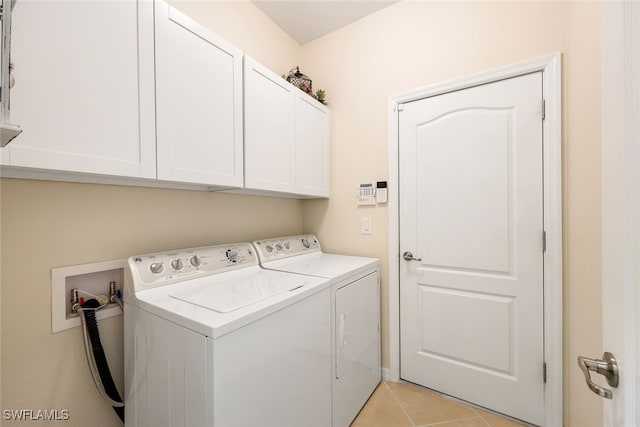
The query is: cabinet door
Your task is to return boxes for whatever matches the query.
[155,2,243,187]
[244,56,296,193]
[4,0,156,178]
[295,93,330,197]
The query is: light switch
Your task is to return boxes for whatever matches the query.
[362,217,372,235]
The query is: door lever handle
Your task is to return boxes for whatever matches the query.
[577,352,619,399]
[403,251,422,262]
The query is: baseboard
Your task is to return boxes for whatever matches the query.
[382,367,392,382]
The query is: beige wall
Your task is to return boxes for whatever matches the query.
[173,0,300,75]
[0,2,301,426]
[0,180,303,426]
[301,2,603,426]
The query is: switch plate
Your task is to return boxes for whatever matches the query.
[362,217,372,235]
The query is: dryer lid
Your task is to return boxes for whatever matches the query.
[263,252,379,280]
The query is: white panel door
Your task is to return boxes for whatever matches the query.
[601,1,639,424]
[155,1,243,187]
[295,93,329,197]
[399,73,544,425]
[4,0,155,178]
[244,56,296,193]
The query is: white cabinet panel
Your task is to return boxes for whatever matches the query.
[244,56,296,193]
[334,272,380,427]
[155,3,243,187]
[2,0,324,196]
[295,94,329,197]
[244,57,329,198]
[4,0,156,178]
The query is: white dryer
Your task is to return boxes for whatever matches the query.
[123,242,332,427]
[253,235,381,427]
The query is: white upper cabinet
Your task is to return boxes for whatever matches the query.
[1,0,325,197]
[3,0,156,178]
[294,93,329,197]
[154,2,243,187]
[244,56,329,198]
[244,57,296,193]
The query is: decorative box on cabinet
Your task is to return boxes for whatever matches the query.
[2,0,156,178]
[244,56,329,198]
[154,2,244,188]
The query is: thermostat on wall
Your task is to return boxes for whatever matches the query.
[376,181,388,203]
[357,183,376,205]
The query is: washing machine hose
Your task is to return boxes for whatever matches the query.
[80,298,125,422]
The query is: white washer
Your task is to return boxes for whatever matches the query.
[124,242,332,427]
[253,235,381,427]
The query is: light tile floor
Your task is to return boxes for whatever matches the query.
[351,381,531,427]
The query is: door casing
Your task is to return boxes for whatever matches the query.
[387,53,562,426]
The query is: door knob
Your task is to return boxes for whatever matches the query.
[403,251,422,261]
[577,352,619,399]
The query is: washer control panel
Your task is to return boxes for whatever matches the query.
[128,243,257,291]
[253,235,321,262]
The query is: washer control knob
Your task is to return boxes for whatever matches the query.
[265,245,273,253]
[275,243,283,252]
[149,262,164,275]
[302,237,311,249]
[170,258,184,271]
[226,249,239,263]
[189,255,202,268]
[284,242,291,250]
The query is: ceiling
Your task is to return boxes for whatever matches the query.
[252,1,399,45]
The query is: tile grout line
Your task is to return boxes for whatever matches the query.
[434,392,531,426]
[382,381,527,427]
[384,381,487,427]
[383,381,417,427]
[416,414,488,427]
[470,407,487,417]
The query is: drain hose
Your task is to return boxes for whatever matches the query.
[80,298,125,422]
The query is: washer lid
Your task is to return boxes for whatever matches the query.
[169,272,309,313]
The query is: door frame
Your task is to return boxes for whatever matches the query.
[387,53,562,426]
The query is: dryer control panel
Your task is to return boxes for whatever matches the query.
[128,243,258,292]
[253,235,321,262]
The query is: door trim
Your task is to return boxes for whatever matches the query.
[387,53,562,426]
